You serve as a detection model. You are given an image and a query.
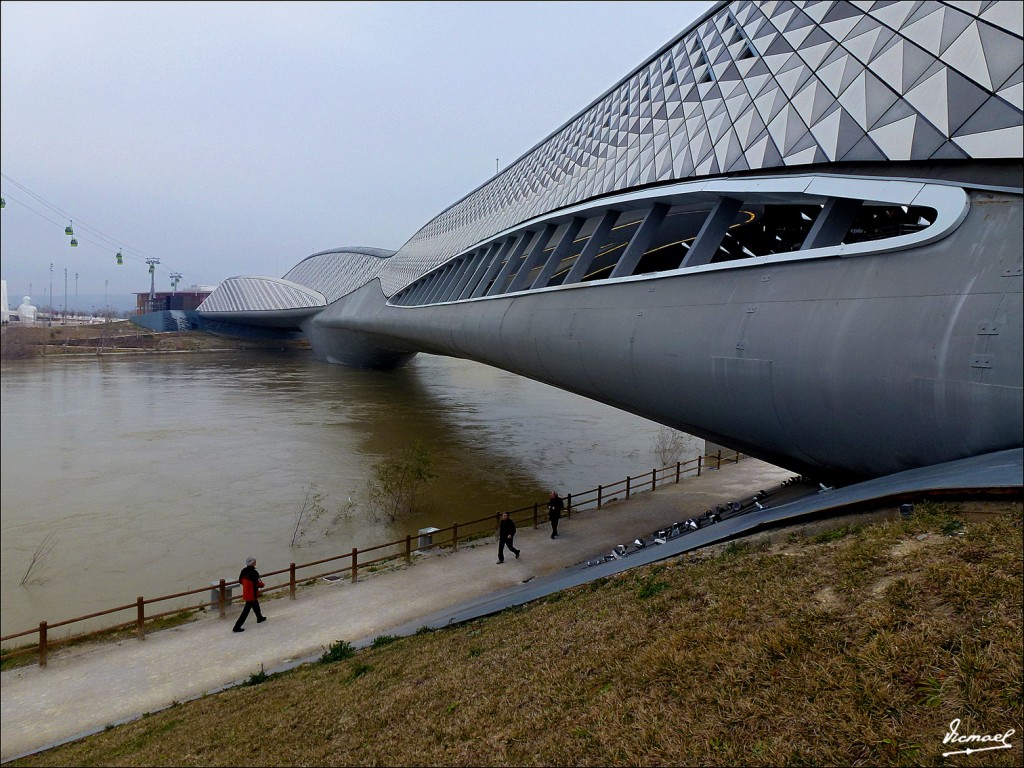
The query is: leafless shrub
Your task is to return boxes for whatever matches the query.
[20,531,58,585]
[364,441,436,525]
[291,484,326,546]
[291,483,356,546]
[0,327,37,359]
[653,426,688,465]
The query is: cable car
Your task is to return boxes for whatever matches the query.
[65,222,74,236]
[70,237,78,247]
[1,197,6,208]
[116,251,124,265]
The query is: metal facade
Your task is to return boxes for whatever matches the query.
[197,1,1023,481]
[383,0,1023,294]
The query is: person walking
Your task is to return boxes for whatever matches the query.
[547,490,564,538]
[232,556,266,632]
[497,511,520,564]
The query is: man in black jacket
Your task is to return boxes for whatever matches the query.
[547,490,564,538]
[497,512,520,564]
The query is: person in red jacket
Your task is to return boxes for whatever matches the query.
[232,556,266,632]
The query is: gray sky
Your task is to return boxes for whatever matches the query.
[1,1,712,305]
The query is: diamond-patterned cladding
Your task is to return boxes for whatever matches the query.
[379,1,1022,296]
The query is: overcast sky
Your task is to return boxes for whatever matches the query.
[1,1,713,305]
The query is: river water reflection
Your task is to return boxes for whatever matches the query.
[0,350,699,637]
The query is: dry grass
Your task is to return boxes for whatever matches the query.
[0,323,306,358]
[11,500,1022,767]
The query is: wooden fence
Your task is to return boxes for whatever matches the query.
[1,450,742,667]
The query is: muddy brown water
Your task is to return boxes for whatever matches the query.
[1,350,699,637]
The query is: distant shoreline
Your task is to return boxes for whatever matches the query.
[0,322,307,360]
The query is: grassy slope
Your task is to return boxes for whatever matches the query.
[12,501,1022,767]
[0,323,306,358]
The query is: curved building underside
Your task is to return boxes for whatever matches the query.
[199,0,1024,482]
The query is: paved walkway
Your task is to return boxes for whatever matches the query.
[1,459,793,762]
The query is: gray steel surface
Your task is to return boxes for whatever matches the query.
[303,186,1022,480]
[196,1,1023,481]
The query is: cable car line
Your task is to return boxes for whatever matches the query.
[0,173,179,277]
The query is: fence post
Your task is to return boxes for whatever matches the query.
[14,453,772,657]
[136,596,145,640]
[38,621,47,668]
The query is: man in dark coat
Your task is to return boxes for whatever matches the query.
[232,556,266,632]
[497,512,520,564]
[547,490,565,538]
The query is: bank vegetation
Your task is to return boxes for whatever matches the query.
[10,499,1021,767]
[0,323,306,359]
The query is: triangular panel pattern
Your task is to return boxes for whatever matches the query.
[383,1,1024,295]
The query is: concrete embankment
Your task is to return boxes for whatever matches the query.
[1,458,794,761]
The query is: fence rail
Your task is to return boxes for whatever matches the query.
[1,450,742,667]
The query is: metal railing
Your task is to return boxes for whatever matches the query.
[1,450,742,667]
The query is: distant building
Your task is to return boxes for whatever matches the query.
[135,285,215,314]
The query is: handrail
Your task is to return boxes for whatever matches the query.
[1,450,743,667]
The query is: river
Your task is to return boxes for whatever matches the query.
[0,350,700,638]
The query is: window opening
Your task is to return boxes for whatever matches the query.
[703,204,820,261]
[397,192,943,306]
[843,205,936,244]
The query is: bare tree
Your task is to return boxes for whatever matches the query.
[364,441,437,525]
[21,531,58,585]
[653,426,688,466]
[291,484,356,546]
[291,483,326,546]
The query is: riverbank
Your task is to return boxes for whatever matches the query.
[1,348,699,638]
[0,322,307,359]
[4,466,1020,765]
[2,458,796,761]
